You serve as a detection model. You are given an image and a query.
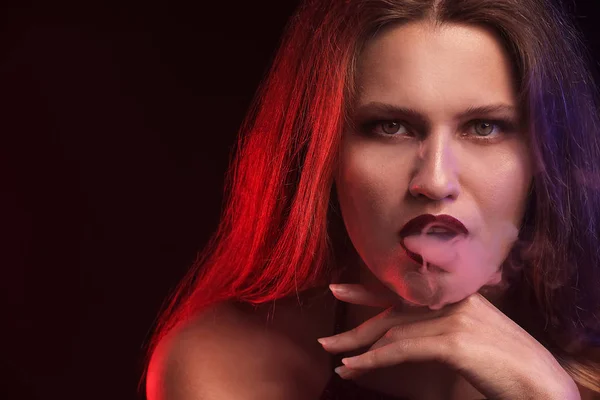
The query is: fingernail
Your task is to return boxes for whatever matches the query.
[329,284,348,294]
[317,337,335,346]
[334,366,350,378]
[341,357,355,367]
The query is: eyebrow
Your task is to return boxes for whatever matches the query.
[353,101,519,129]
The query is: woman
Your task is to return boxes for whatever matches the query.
[145,0,600,398]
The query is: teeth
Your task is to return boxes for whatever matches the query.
[426,226,456,234]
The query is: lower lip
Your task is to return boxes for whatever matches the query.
[405,249,424,265]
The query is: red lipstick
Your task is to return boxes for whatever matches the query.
[399,214,468,238]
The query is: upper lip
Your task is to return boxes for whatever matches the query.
[399,214,469,238]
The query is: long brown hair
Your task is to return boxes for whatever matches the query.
[144,0,600,392]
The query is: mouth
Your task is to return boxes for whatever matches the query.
[399,214,469,268]
[399,214,469,238]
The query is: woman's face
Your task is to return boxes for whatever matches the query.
[335,21,532,309]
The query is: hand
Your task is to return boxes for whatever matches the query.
[318,284,581,400]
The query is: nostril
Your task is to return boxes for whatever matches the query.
[409,182,460,201]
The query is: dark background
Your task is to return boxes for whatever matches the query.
[1,1,598,399]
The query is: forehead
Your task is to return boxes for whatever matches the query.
[355,21,518,115]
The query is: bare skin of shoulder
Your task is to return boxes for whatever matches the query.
[146,287,338,400]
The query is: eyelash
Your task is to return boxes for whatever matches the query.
[358,119,517,143]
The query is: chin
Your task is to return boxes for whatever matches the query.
[399,282,444,308]
[403,279,485,310]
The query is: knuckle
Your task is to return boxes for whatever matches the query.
[350,324,378,346]
[449,312,472,330]
[387,325,406,338]
[444,331,469,358]
[463,294,480,308]
[364,349,380,366]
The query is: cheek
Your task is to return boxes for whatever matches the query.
[468,145,532,226]
[335,143,413,257]
[336,143,410,225]
[466,146,532,269]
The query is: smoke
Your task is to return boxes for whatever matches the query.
[403,221,522,306]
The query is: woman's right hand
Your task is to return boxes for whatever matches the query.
[319,284,581,400]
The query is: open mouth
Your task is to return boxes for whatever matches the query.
[399,214,469,239]
[398,214,468,270]
[400,226,462,271]
[423,226,459,240]
[402,226,460,262]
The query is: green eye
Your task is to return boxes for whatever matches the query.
[358,117,516,142]
[474,121,496,136]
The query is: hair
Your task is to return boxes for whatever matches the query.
[142,0,600,393]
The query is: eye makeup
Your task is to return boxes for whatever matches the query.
[356,117,519,144]
[350,102,521,145]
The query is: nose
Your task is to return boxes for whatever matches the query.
[408,133,460,201]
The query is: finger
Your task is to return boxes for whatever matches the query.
[383,315,460,343]
[332,329,427,380]
[334,337,394,380]
[341,335,457,371]
[333,365,362,380]
[318,307,445,354]
[318,307,396,353]
[329,284,400,308]
[333,316,460,380]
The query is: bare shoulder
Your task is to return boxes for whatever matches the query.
[146,290,336,400]
[146,302,301,400]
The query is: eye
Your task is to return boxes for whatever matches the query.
[471,121,497,137]
[360,120,410,137]
[358,118,517,141]
[381,121,405,135]
[464,119,517,140]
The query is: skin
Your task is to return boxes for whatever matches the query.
[321,21,586,399]
[148,19,596,400]
[335,20,532,310]
[319,285,582,399]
